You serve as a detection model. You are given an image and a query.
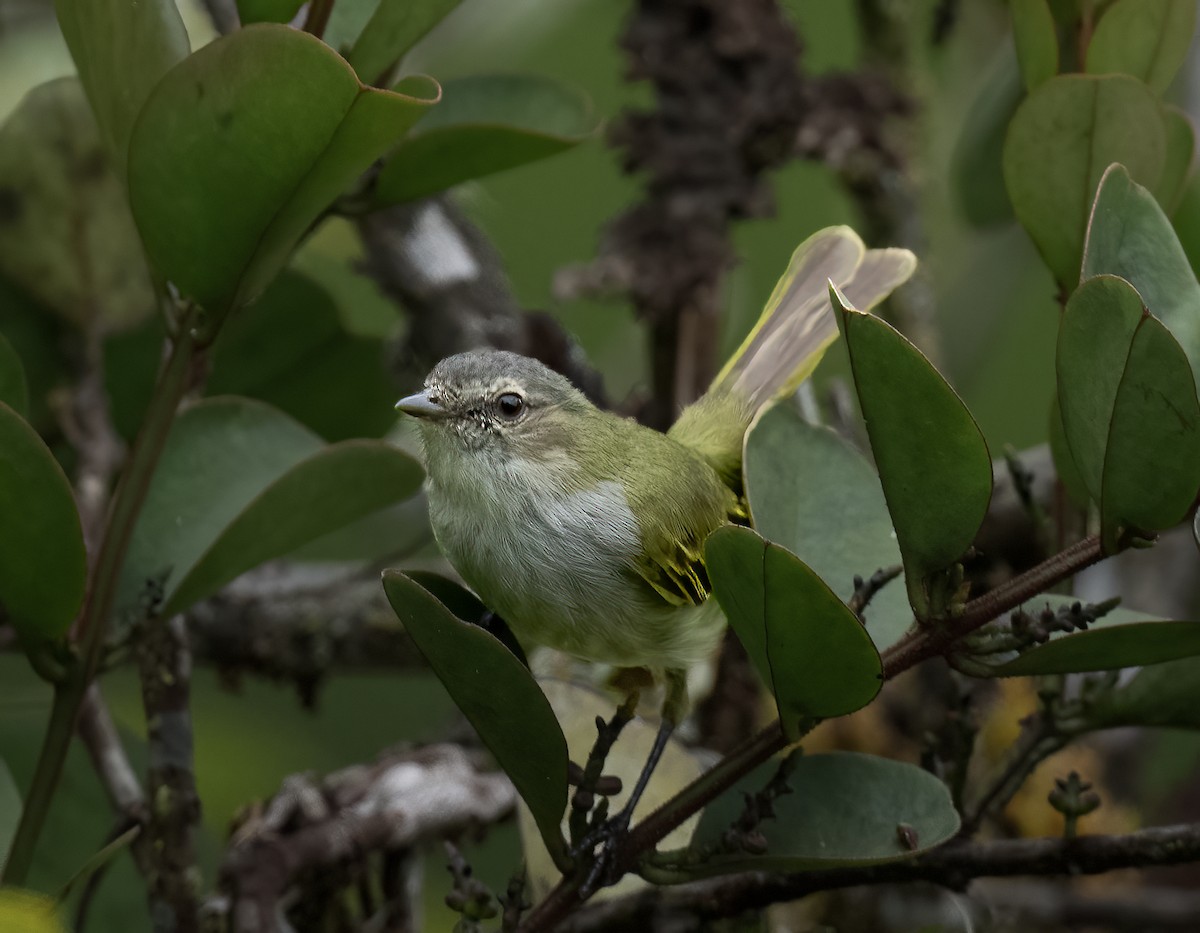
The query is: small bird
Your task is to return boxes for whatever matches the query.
[397,226,915,848]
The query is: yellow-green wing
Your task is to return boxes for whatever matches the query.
[629,491,747,608]
[634,533,712,607]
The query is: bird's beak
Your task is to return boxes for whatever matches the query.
[395,390,448,419]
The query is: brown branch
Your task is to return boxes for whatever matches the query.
[881,534,1104,678]
[184,561,427,705]
[136,615,201,933]
[562,823,1200,932]
[357,198,606,404]
[209,744,515,933]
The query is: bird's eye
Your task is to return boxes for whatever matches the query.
[496,392,525,419]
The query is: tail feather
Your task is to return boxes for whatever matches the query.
[669,226,916,487]
[712,226,863,410]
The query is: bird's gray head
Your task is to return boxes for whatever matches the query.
[396,350,591,458]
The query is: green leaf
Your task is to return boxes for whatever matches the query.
[1156,106,1195,213]
[1012,0,1058,91]
[1057,273,1200,547]
[207,271,396,440]
[1003,74,1166,287]
[1102,314,1200,548]
[687,752,959,875]
[372,74,595,205]
[745,405,909,650]
[1082,163,1200,381]
[382,571,570,867]
[950,47,1021,227]
[0,331,28,418]
[1085,0,1196,94]
[127,24,438,320]
[1048,394,1091,509]
[118,397,423,622]
[706,527,882,739]
[348,0,463,85]
[236,0,305,25]
[1091,656,1200,730]
[168,442,422,617]
[324,0,382,54]
[288,497,432,564]
[0,79,155,332]
[831,285,992,618]
[988,621,1200,676]
[0,757,20,857]
[1057,274,1145,503]
[0,402,87,645]
[402,571,487,624]
[54,0,189,175]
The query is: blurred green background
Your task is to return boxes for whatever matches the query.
[2,0,1191,929]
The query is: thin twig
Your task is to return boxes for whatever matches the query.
[848,565,904,619]
[562,823,1200,932]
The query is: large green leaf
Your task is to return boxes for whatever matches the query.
[745,405,908,650]
[1082,163,1200,382]
[1085,0,1196,94]
[1102,314,1200,548]
[0,402,87,645]
[207,271,395,440]
[166,441,422,617]
[127,24,438,319]
[1057,274,1200,548]
[1091,656,1200,730]
[55,0,189,175]
[382,571,570,867]
[118,397,423,622]
[1003,74,1166,286]
[686,752,959,875]
[0,79,155,332]
[372,74,596,205]
[348,0,463,85]
[706,527,882,739]
[988,621,1200,676]
[1057,274,1145,502]
[0,331,28,418]
[1012,0,1058,91]
[831,286,992,618]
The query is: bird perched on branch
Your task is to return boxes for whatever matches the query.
[396,226,915,871]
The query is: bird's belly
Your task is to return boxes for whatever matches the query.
[427,476,725,670]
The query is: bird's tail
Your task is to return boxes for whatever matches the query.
[670,226,916,486]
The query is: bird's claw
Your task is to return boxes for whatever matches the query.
[573,809,633,897]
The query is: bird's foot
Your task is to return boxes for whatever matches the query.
[573,808,633,897]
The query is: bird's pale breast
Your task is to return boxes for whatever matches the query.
[425,454,726,671]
